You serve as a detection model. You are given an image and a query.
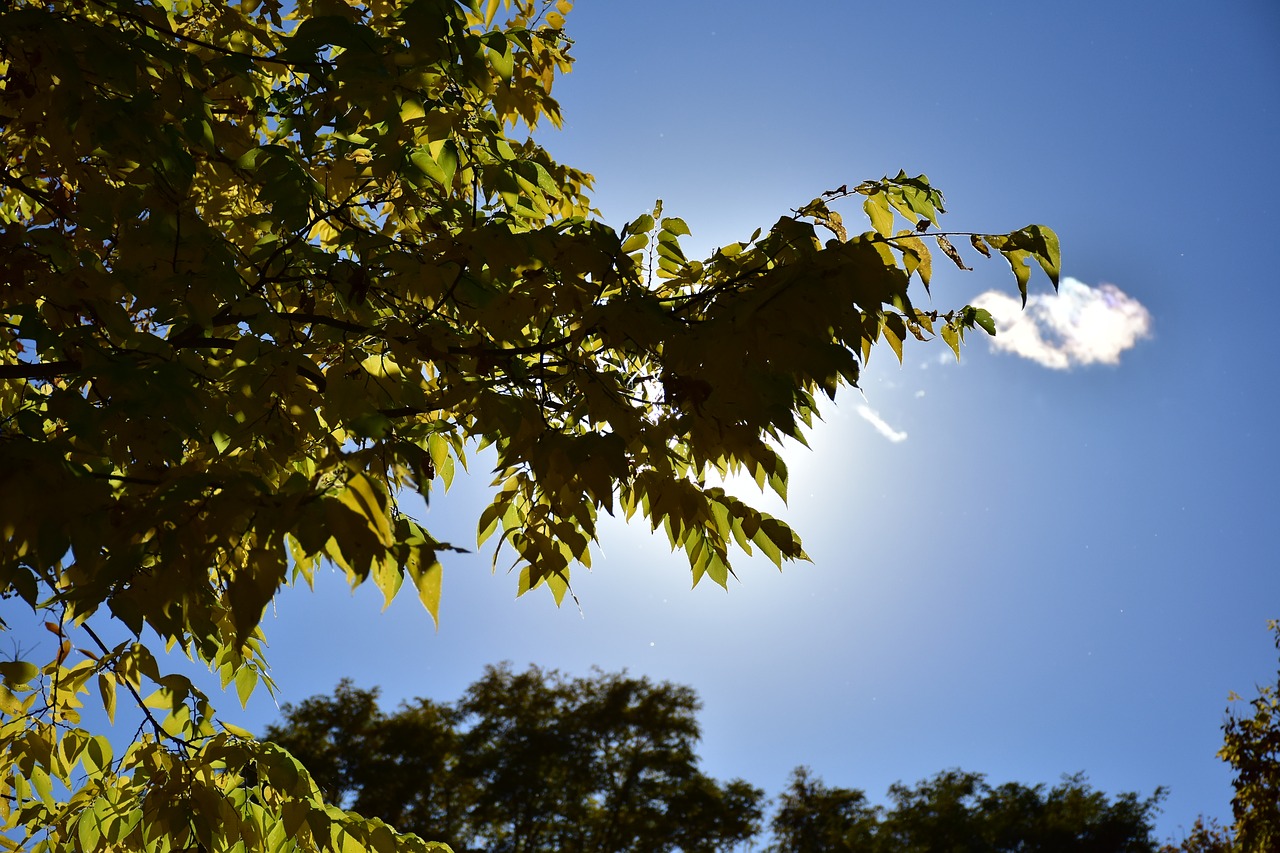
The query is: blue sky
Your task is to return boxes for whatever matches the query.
[237,1,1279,839]
[16,0,1279,844]
[265,0,1277,840]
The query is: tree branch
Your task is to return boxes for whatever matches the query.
[0,360,79,380]
[80,623,182,748]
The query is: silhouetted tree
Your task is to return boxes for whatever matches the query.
[266,666,763,852]
[770,767,1164,852]
[264,680,470,849]
[766,765,879,852]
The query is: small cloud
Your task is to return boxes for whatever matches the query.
[914,390,926,398]
[857,405,907,443]
[918,352,954,370]
[970,278,1151,370]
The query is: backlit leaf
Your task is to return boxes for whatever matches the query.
[935,234,971,270]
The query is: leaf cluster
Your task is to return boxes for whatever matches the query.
[0,0,1058,848]
[1218,620,1280,852]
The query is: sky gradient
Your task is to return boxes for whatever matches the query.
[12,0,1280,844]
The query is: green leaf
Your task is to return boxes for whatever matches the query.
[0,660,39,686]
[410,141,459,187]
[972,307,997,336]
[98,673,116,724]
[82,735,113,775]
[864,193,894,237]
[661,216,690,236]
[76,808,102,852]
[984,225,1061,305]
[222,720,255,739]
[351,412,393,440]
[941,324,962,361]
[623,214,654,236]
[752,527,782,568]
[235,666,259,707]
[620,233,648,253]
[427,433,455,489]
[485,40,514,78]
[30,766,54,806]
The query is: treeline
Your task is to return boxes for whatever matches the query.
[265,665,1210,852]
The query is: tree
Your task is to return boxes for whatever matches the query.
[265,666,765,852]
[768,767,1165,853]
[0,0,1059,849]
[1218,620,1280,852]
[262,680,471,848]
[1157,817,1234,853]
[765,765,880,852]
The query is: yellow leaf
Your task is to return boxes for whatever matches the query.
[339,472,393,547]
[235,666,258,707]
[864,193,894,237]
[400,99,426,122]
[409,546,443,626]
[98,673,116,724]
[941,324,961,361]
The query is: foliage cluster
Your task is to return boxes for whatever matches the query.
[0,0,1059,849]
[1216,620,1280,852]
[1156,817,1234,853]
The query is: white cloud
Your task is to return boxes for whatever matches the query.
[857,405,908,443]
[970,277,1152,370]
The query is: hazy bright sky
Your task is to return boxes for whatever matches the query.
[29,0,1280,844]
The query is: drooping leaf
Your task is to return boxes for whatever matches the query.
[936,234,971,270]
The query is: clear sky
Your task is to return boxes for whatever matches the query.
[23,0,1280,844]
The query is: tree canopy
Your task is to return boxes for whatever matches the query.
[0,0,1058,849]
[767,766,1165,853]
[265,667,764,853]
[267,674,1167,853]
[1217,620,1280,852]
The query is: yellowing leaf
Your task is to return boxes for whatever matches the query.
[941,324,961,361]
[409,546,443,626]
[235,666,258,707]
[400,99,426,122]
[339,472,393,547]
[98,673,116,724]
[82,735,112,775]
[864,193,894,237]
